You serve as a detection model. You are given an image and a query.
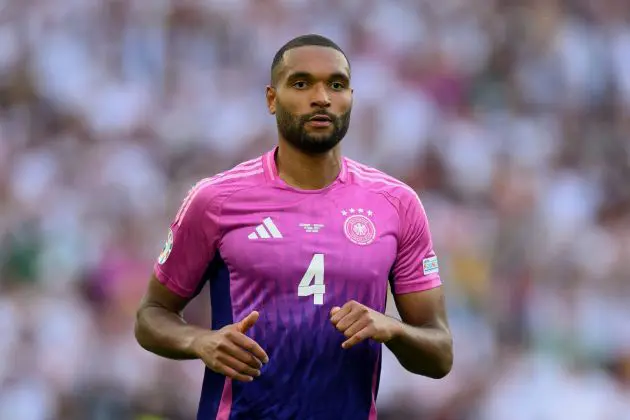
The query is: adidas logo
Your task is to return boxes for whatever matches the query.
[248,217,283,239]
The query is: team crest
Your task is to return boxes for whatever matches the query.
[158,228,174,264]
[341,208,376,246]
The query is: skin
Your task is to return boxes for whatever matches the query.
[135,276,268,382]
[265,45,352,190]
[330,290,453,379]
[134,45,453,383]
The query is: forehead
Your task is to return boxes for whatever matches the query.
[281,46,350,79]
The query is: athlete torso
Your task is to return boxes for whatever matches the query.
[155,148,441,420]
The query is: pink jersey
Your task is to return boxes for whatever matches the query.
[154,147,441,420]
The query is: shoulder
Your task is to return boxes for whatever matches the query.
[202,155,265,192]
[174,156,265,223]
[344,157,421,208]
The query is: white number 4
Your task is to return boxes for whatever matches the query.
[298,254,325,305]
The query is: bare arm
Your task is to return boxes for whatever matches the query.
[135,274,269,382]
[385,287,453,378]
[134,274,207,360]
[137,181,267,381]
[330,188,452,378]
[330,286,452,379]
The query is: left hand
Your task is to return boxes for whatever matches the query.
[330,300,400,349]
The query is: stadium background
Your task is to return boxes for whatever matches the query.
[1,0,630,419]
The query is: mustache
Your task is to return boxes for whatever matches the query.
[300,111,338,123]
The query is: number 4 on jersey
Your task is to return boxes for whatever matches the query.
[298,254,325,305]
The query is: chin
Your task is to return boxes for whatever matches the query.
[299,142,340,154]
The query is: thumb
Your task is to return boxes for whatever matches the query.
[330,306,341,317]
[237,311,260,333]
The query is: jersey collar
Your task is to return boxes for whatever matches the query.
[263,146,349,187]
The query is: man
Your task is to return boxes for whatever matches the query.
[135,34,453,420]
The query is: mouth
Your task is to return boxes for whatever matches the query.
[307,114,333,128]
[309,114,332,122]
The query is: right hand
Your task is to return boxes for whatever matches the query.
[191,311,269,382]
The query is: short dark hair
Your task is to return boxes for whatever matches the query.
[270,34,349,85]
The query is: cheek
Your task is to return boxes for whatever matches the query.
[333,93,353,113]
[277,102,304,126]
[286,105,308,119]
[278,92,307,111]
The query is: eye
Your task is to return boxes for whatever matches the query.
[331,81,346,90]
[293,81,308,89]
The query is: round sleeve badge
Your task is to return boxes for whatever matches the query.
[158,229,174,264]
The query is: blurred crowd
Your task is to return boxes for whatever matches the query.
[1,0,630,419]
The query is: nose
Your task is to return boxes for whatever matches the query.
[310,83,331,108]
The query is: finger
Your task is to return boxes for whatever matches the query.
[203,354,254,382]
[342,326,373,349]
[237,311,260,334]
[341,317,370,339]
[335,308,365,331]
[223,342,263,369]
[330,303,354,324]
[231,333,269,364]
[217,353,261,379]
[215,363,255,383]
[330,306,341,317]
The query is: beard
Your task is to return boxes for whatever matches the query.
[275,100,351,154]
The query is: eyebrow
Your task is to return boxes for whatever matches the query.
[286,71,350,83]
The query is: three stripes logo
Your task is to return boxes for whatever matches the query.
[248,217,283,240]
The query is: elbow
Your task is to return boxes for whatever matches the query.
[408,335,453,379]
[133,307,149,350]
[429,349,453,379]
[430,336,454,379]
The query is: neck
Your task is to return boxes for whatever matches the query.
[275,140,342,190]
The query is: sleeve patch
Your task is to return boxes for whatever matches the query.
[158,228,174,265]
[423,256,439,275]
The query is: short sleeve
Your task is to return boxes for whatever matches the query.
[390,191,442,294]
[153,183,220,298]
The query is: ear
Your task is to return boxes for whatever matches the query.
[265,85,276,115]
